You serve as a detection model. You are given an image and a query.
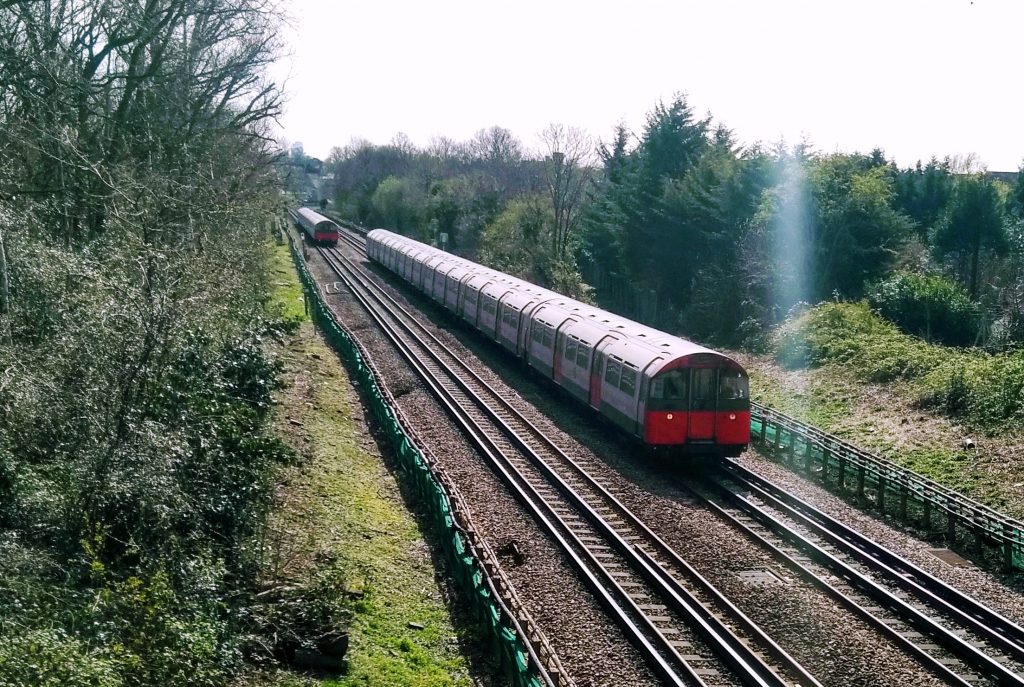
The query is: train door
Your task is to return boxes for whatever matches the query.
[553,330,564,381]
[588,336,617,409]
[688,367,718,441]
[589,351,603,408]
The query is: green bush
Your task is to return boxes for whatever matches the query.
[867,272,981,346]
[0,628,121,687]
[773,301,1024,431]
[919,353,1024,427]
[774,301,943,380]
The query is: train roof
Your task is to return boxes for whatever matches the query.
[296,207,341,229]
[366,229,743,376]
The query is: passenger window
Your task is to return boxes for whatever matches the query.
[576,344,590,369]
[542,326,553,348]
[564,338,577,361]
[604,360,621,387]
[532,326,542,343]
[620,367,636,396]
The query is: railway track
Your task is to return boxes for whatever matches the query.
[320,225,1024,685]
[317,241,819,687]
[689,462,1024,686]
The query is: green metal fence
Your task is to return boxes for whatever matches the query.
[750,402,1024,572]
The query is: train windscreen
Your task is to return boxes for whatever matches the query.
[647,367,749,412]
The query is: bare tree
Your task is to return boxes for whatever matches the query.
[539,123,594,262]
[0,0,284,244]
[469,125,523,165]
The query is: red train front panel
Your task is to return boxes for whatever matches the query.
[642,363,750,453]
[315,229,338,245]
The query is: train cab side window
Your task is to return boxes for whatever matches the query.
[564,337,577,361]
[650,371,687,402]
[719,369,749,405]
[619,367,636,396]
[604,360,621,387]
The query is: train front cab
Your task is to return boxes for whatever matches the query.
[313,221,339,245]
[643,354,750,455]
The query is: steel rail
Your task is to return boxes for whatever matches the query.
[320,245,809,687]
[292,229,566,687]
[687,482,975,687]
[318,247,695,686]
[331,232,819,683]
[750,401,1024,571]
[725,460,1024,663]
[703,467,1024,685]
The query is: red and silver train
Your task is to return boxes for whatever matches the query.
[366,229,750,455]
[294,207,340,245]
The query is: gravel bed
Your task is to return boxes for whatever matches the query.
[735,449,1024,622]
[307,246,658,686]
[306,241,1000,686]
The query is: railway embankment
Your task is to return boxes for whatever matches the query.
[733,301,1024,522]
[252,243,491,686]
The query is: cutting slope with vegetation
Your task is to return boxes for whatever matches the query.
[0,1,302,684]
[254,243,483,686]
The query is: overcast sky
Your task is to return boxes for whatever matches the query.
[273,0,1024,171]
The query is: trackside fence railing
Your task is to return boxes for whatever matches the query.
[750,401,1024,572]
[287,231,569,687]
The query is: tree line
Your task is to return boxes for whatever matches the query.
[0,1,317,684]
[315,95,1024,350]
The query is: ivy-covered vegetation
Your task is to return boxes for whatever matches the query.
[0,1,307,684]
[867,272,980,346]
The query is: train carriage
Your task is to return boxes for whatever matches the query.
[294,208,340,245]
[555,319,607,404]
[459,273,491,326]
[365,228,750,456]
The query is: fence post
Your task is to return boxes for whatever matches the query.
[1004,524,1014,573]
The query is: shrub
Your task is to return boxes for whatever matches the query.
[0,628,121,687]
[867,272,981,346]
[774,300,1024,432]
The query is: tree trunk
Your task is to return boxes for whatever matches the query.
[0,227,8,317]
[970,237,981,300]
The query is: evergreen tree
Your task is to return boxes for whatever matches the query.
[933,174,1009,298]
[1010,161,1024,221]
